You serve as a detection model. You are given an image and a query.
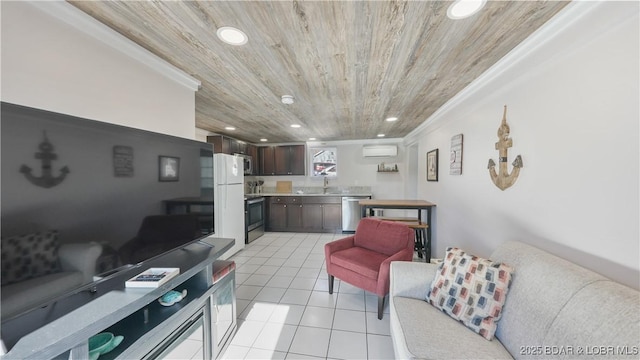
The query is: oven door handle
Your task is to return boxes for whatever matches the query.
[247,197,265,205]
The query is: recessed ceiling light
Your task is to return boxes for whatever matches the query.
[377,134,385,137]
[260,138,268,142]
[447,0,486,20]
[216,26,248,46]
[385,117,398,122]
[290,124,301,128]
[225,126,236,131]
[281,95,295,105]
[308,137,316,141]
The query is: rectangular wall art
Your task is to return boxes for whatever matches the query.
[450,134,463,175]
[159,156,180,182]
[427,149,438,181]
[113,145,134,177]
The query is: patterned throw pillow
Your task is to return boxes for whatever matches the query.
[1,230,61,286]
[426,247,514,340]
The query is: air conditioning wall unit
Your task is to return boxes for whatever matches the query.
[362,144,398,158]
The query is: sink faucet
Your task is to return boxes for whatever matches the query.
[323,176,329,193]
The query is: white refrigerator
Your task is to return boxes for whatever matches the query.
[213,153,245,259]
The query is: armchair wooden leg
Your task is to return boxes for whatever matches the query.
[328,275,334,294]
[378,296,385,320]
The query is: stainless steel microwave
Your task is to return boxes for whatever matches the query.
[234,153,253,175]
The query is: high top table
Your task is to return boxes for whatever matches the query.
[359,199,436,260]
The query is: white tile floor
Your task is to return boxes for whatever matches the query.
[223,231,396,360]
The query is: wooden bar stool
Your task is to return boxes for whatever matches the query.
[374,218,430,262]
[401,221,429,262]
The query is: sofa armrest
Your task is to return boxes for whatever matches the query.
[58,242,103,283]
[390,261,439,300]
[377,249,415,295]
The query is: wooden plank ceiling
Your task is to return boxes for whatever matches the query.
[69,1,569,143]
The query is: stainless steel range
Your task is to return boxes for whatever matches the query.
[245,196,265,243]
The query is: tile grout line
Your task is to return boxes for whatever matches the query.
[227,232,392,360]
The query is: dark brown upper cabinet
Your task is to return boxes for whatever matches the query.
[259,145,305,176]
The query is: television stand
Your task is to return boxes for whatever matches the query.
[2,237,236,360]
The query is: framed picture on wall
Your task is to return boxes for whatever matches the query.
[113,145,134,177]
[449,134,463,175]
[159,156,180,182]
[427,149,438,181]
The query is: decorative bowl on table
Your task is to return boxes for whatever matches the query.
[158,289,187,306]
[88,332,124,360]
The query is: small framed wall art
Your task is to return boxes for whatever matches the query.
[450,134,463,175]
[427,149,439,182]
[113,145,134,177]
[159,156,180,182]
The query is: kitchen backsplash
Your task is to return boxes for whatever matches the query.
[254,185,372,195]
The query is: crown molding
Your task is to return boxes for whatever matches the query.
[28,1,201,91]
[403,0,616,146]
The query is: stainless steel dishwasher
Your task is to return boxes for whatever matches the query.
[342,196,371,232]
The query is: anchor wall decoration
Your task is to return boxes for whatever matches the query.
[20,131,70,188]
[488,106,523,191]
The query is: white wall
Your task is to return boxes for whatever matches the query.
[244,141,408,199]
[17,0,635,289]
[1,2,196,139]
[408,1,639,289]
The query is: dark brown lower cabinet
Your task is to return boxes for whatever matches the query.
[266,196,341,232]
[268,202,287,229]
[322,203,342,231]
[301,203,323,231]
[287,203,303,229]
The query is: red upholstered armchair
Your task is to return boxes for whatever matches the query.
[324,217,414,319]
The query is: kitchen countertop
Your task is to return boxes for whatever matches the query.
[245,193,372,198]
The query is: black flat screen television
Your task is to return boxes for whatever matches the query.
[0,102,214,336]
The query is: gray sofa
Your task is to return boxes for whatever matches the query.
[1,242,102,319]
[389,241,640,359]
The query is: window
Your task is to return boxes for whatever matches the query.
[310,147,337,177]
